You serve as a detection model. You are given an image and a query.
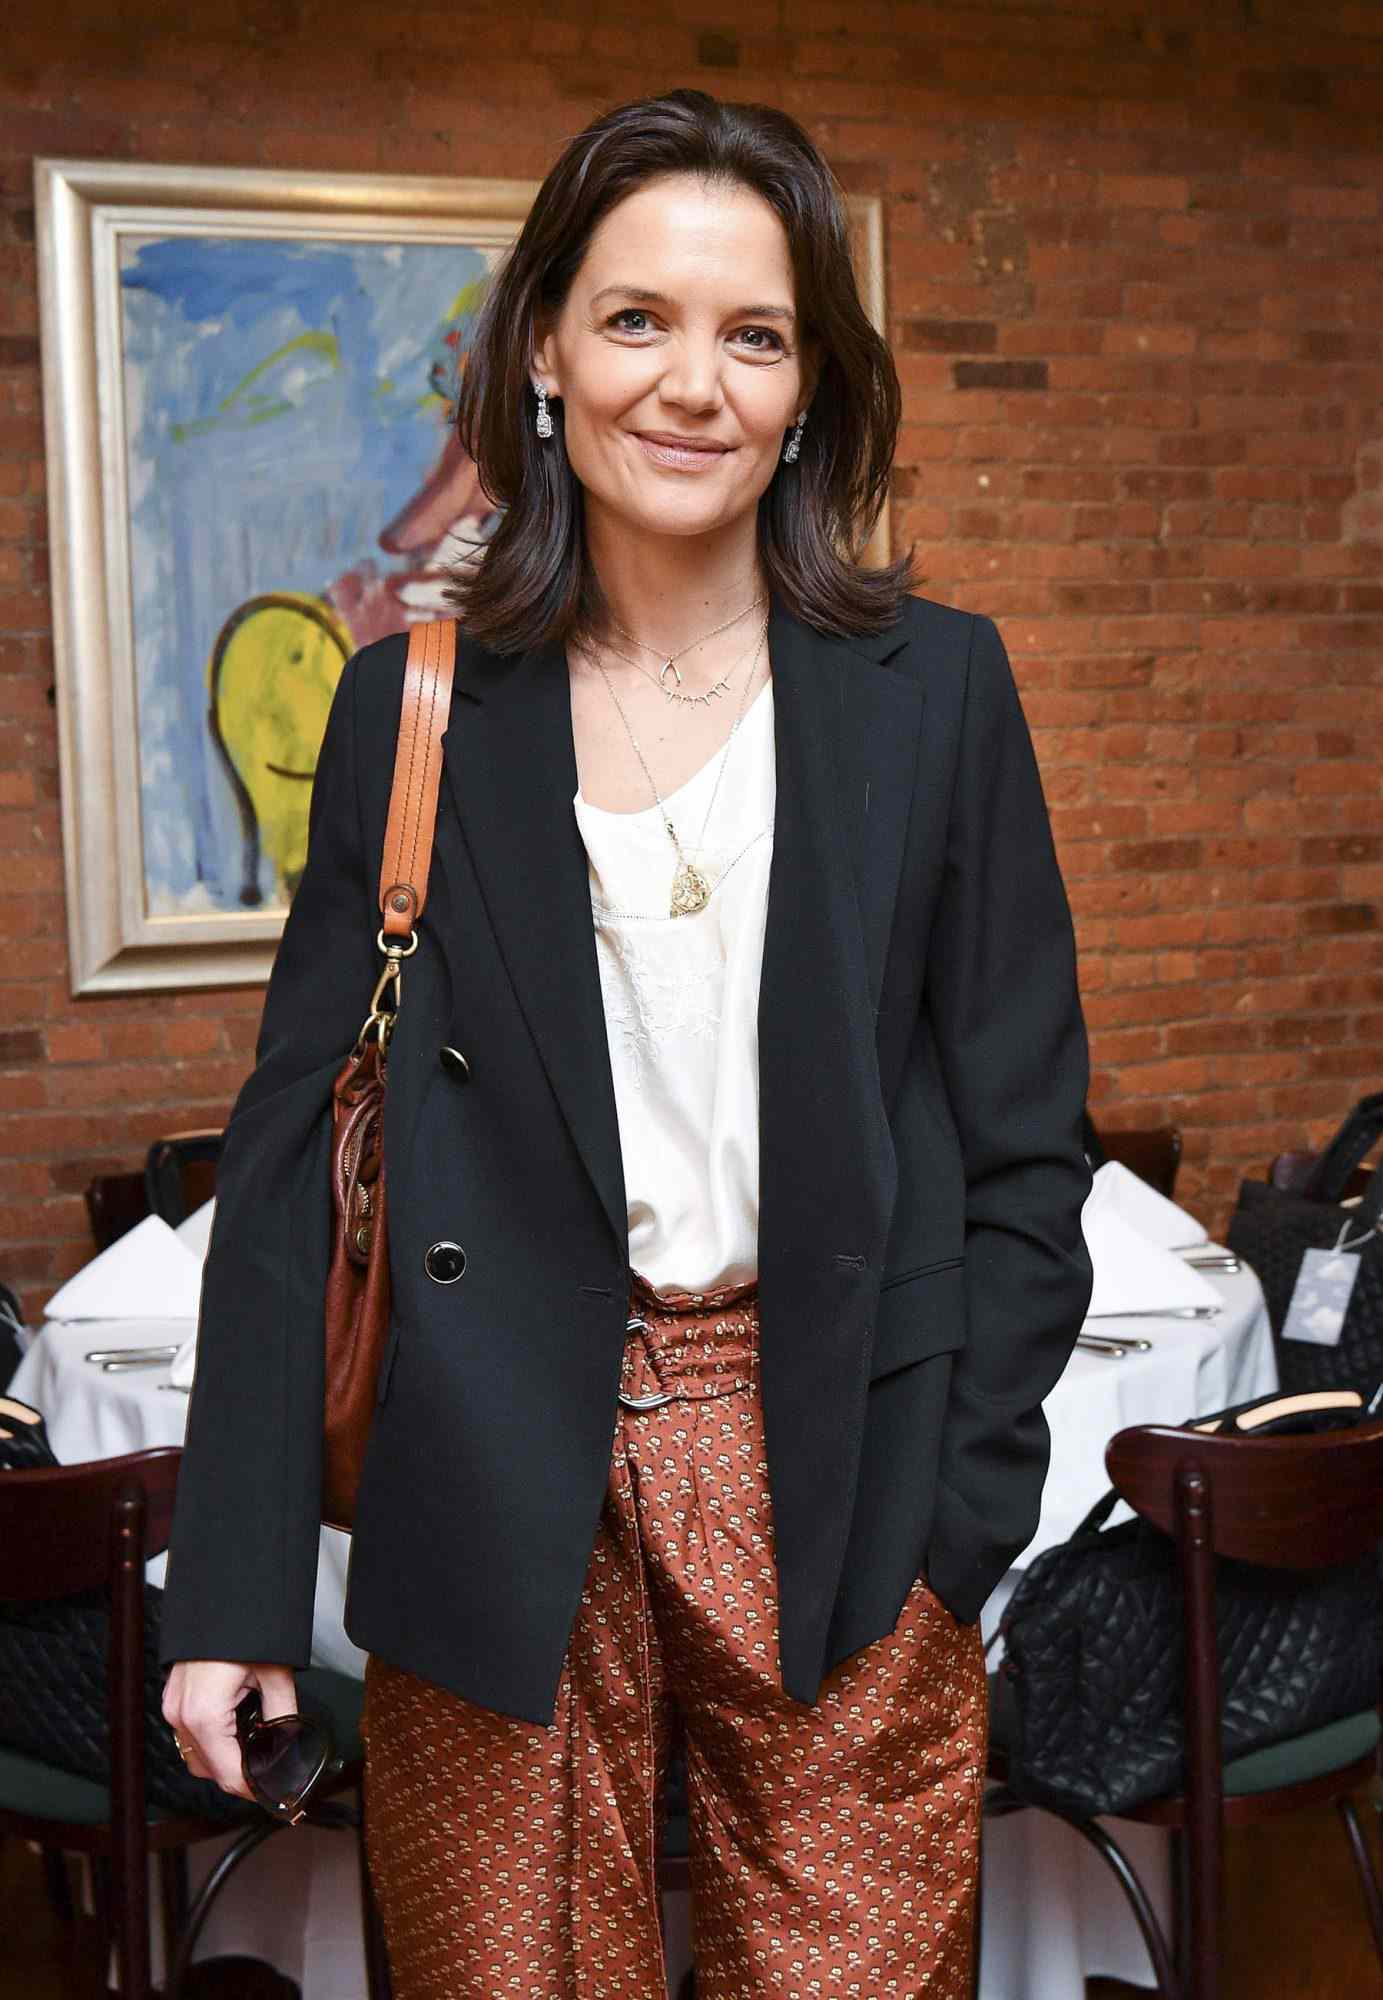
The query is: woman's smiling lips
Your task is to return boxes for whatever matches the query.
[632,430,734,471]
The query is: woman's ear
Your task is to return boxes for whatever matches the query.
[530,323,559,399]
[798,337,822,416]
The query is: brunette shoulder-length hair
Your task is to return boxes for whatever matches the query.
[445,87,917,655]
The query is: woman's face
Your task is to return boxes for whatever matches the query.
[532,173,816,545]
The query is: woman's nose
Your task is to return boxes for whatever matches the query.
[657,340,724,413]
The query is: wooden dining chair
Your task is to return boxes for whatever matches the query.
[143,1130,224,1229]
[82,1131,225,1254]
[1082,1111,1184,1199]
[983,1419,1383,2000]
[84,1170,151,1252]
[0,1447,389,2000]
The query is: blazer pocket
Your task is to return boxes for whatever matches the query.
[870,1258,965,1380]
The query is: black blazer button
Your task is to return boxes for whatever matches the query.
[439,1045,471,1082]
[424,1241,468,1284]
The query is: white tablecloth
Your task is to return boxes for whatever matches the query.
[12,1249,1273,1999]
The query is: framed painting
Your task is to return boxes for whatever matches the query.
[36,158,889,994]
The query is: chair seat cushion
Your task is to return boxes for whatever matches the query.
[1222,1708,1379,1796]
[0,1666,363,1828]
[0,1741,256,1827]
[987,1670,1379,1807]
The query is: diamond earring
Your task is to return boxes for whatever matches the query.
[534,381,553,440]
[783,412,806,464]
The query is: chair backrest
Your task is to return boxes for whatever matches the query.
[0,1448,181,1601]
[144,1131,223,1228]
[1082,1112,1183,1198]
[84,1169,151,1251]
[1106,1417,1383,1571]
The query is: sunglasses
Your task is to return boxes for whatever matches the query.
[233,1688,341,1825]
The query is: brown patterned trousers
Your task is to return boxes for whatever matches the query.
[361,1270,988,1998]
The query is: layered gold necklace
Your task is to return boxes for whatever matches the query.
[575,601,770,917]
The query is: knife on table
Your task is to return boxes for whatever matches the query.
[85,1345,181,1366]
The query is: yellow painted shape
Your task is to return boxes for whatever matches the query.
[209,594,353,901]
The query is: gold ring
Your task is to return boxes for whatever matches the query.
[173,1733,190,1760]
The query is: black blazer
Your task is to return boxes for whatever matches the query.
[160,590,1094,1727]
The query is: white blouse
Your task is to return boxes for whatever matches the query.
[572,678,775,1298]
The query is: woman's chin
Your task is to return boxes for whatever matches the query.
[591,484,757,543]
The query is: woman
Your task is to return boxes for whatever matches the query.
[163,88,1093,1997]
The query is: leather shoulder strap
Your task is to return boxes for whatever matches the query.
[378,619,457,940]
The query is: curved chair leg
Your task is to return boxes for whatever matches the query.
[1338,1795,1383,1967]
[163,1818,281,2000]
[1066,1815,1182,2000]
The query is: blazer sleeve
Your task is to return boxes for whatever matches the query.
[159,650,382,1669]
[921,612,1095,1626]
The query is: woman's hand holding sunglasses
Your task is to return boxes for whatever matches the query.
[163,1660,338,1821]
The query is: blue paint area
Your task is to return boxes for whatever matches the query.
[121,232,492,915]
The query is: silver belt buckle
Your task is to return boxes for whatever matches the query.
[620,1313,677,1409]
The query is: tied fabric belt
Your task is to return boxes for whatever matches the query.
[619,1268,762,1409]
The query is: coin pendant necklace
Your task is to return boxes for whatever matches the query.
[579,618,768,917]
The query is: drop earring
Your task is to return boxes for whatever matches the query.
[783,411,806,464]
[534,381,553,440]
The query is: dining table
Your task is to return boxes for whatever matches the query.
[9,1243,1274,1998]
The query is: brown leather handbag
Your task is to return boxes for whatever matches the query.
[321,618,457,1531]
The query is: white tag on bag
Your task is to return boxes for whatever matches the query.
[1281,1247,1362,1346]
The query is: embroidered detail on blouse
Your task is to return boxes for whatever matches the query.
[592,917,725,1091]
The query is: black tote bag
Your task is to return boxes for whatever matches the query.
[1227,1092,1383,1396]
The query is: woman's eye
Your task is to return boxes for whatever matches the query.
[604,310,783,354]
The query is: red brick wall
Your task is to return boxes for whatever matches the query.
[4,2,1382,1317]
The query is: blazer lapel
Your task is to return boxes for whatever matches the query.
[438,631,631,1260]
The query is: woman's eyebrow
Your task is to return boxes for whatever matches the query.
[589,283,796,325]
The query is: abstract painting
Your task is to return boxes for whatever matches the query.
[36,160,535,991]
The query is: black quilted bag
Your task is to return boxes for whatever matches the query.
[1227,1092,1383,1397]
[0,1413,248,1824]
[0,1586,252,1823]
[995,1390,1383,1820]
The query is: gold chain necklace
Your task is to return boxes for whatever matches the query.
[578,618,768,917]
[605,591,768,705]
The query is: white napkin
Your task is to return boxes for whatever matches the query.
[174,1196,217,1261]
[44,1213,205,1322]
[1090,1157,1208,1250]
[1081,1170,1222,1319]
